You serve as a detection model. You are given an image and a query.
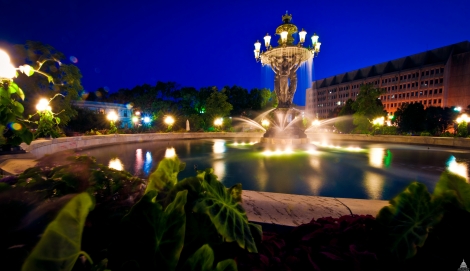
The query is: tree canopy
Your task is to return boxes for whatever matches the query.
[11,41,82,126]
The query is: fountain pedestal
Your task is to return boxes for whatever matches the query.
[260,108,308,145]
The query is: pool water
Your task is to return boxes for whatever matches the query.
[68,138,470,200]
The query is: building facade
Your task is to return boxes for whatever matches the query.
[306,41,470,119]
[73,101,133,128]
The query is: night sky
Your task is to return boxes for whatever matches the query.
[1,0,469,106]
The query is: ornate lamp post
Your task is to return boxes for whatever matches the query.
[254,13,321,109]
[107,111,119,134]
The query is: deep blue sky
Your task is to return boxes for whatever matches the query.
[1,0,469,106]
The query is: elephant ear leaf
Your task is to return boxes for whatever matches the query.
[228,183,242,203]
[21,192,94,271]
[376,182,443,260]
[183,244,237,271]
[146,156,186,193]
[194,171,258,253]
[433,170,470,212]
[156,189,188,271]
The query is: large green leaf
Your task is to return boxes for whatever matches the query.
[376,182,443,259]
[156,189,188,270]
[193,169,258,253]
[433,170,470,212]
[14,100,24,114]
[109,189,187,271]
[7,81,19,94]
[109,190,162,270]
[20,64,35,76]
[145,156,186,193]
[182,244,237,271]
[21,192,94,271]
[17,86,25,100]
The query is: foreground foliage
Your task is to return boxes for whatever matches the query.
[1,154,470,270]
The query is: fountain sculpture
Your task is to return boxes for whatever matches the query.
[253,13,321,144]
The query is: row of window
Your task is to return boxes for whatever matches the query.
[381,89,443,100]
[386,99,442,108]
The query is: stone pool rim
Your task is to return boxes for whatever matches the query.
[4,132,470,226]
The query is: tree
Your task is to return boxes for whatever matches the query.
[351,84,386,133]
[223,85,249,115]
[11,41,83,126]
[335,99,356,133]
[248,88,271,111]
[393,102,426,134]
[65,106,108,134]
[204,88,233,130]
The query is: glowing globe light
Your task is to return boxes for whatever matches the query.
[107,111,118,122]
[214,118,223,126]
[164,116,174,125]
[165,147,176,158]
[143,116,151,123]
[372,117,385,126]
[108,158,124,171]
[456,114,470,124]
[261,119,270,128]
[132,116,139,123]
[264,33,271,47]
[36,98,51,112]
[447,155,468,180]
[0,49,16,79]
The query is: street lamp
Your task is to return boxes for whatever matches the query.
[107,111,118,134]
[214,118,223,130]
[261,119,270,128]
[36,98,51,112]
[312,119,321,127]
[372,117,385,126]
[164,115,174,131]
[0,49,17,80]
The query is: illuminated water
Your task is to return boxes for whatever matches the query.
[68,138,470,200]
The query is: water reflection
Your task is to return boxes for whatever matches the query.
[369,148,385,168]
[212,160,226,181]
[364,171,385,199]
[308,156,323,195]
[165,147,176,158]
[134,149,143,175]
[62,139,470,200]
[109,158,124,171]
[447,155,468,180]
[213,141,226,154]
[144,151,153,175]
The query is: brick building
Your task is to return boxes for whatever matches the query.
[306,41,470,119]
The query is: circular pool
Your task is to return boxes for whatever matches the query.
[63,138,470,200]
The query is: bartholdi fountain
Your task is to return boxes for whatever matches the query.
[253,13,321,145]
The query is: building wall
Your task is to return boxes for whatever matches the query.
[447,51,470,108]
[306,41,470,119]
[73,101,133,128]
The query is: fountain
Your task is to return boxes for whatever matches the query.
[253,12,321,145]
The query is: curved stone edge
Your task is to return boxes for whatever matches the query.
[242,191,388,227]
[19,132,265,159]
[306,133,470,149]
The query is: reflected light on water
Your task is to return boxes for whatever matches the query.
[364,171,385,199]
[109,158,124,171]
[212,160,226,182]
[135,149,143,175]
[308,156,323,195]
[165,147,176,158]
[213,141,226,154]
[369,148,385,168]
[144,151,153,175]
[447,155,468,180]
